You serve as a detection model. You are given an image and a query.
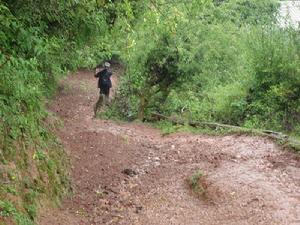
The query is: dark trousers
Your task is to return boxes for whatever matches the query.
[94,86,110,116]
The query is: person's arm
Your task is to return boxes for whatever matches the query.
[94,68,99,77]
[95,68,104,78]
[108,71,113,88]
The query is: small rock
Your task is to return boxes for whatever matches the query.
[135,206,143,214]
[122,169,138,177]
[154,157,160,161]
[154,162,160,167]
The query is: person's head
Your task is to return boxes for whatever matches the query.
[104,62,111,68]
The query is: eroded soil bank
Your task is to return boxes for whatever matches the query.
[38,69,300,225]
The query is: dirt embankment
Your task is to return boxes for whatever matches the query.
[38,69,300,225]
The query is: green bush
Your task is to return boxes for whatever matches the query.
[109,0,299,134]
[0,0,114,224]
[244,27,300,131]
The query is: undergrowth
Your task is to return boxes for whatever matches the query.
[0,0,121,224]
[0,119,71,224]
[108,0,300,135]
[187,170,207,198]
[152,120,300,153]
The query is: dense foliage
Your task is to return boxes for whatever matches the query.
[0,0,114,224]
[109,0,300,134]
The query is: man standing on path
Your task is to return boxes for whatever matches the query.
[94,62,112,117]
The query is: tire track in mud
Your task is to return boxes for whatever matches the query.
[38,69,300,225]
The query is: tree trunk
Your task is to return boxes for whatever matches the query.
[138,94,147,121]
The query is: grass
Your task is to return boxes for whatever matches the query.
[152,120,300,153]
[187,170,206,198]
[0,200,35,225]
[93,101,300,153]
[0,127,71,225]
[152,120,248,136]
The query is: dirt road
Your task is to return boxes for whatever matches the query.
[38,69,300,225]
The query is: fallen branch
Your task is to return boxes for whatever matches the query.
[150,112,300,151]
[0,181,11,185]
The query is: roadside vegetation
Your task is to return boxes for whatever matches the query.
[0,0,116,224]
[107,0,300,138]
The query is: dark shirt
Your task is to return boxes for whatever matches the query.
[95,69,112,89]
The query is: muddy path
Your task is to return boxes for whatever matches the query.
[38,69,300,225]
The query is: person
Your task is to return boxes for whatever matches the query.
[94,62,112,116]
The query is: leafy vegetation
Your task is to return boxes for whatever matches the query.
[0,0,116,224]
[187,169,206,198]
[107,0,300,136]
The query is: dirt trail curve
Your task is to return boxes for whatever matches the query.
[38,69,300,225]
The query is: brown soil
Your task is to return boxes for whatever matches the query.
[38,69,300,225]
